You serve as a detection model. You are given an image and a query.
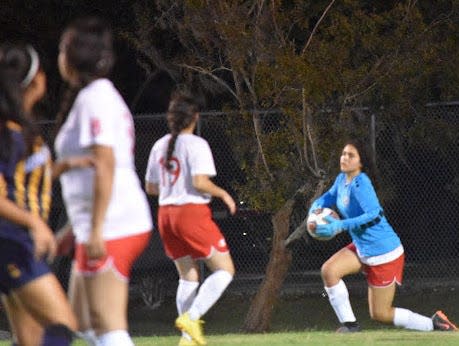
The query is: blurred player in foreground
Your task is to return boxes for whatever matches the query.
[145,92,236,346]
[308,138,457,332]
[0,43,78,345]
[54,17,152,346]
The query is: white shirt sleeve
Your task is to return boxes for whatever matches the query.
[78,88,116,148]
[189,139,217,177]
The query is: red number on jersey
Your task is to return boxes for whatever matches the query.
[160,157,181,186]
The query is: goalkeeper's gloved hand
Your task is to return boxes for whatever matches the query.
[315,215,343,237]
[308,204,321,216]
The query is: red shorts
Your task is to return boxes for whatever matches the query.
[74,231,151,279]
[347,243,404,287]
[158,204,229,260]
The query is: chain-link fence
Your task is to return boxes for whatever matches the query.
[41,101,459,308]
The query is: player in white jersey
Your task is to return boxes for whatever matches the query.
[54,17,152,346]
[145,92,236,346]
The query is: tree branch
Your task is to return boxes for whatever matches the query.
[178,63,240,103]
[301,0,336,55]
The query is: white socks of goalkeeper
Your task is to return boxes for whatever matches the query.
[325,280,433,331]
[393,307,433,331]
[187,270,233,320]
[324,280,357,323]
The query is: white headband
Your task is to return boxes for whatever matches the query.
[21,45,40,87]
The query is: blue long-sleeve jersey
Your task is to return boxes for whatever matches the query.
[310,172,401,257]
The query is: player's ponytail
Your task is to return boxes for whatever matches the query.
[0,44,40,161]
[165,91,199,171]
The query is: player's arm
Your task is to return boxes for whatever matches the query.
[319,176,382,234]
[0,195,39,230]
[339,176,383,232]
[309,176,340,214]
[87,144,114,258]
[91,144,114,233]
[145,182,159,196]
[52,155,95,179]
[0,195,56,260]
[192,175,236,215]
[145,144,160,196]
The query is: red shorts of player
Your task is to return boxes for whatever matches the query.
[74,231,151,280]
[346,243,404,288]
[158,203,229,260]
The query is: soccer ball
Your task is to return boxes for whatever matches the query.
[306,207,341,241]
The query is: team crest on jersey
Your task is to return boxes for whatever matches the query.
[7,263,21,279]
[342,196,350,206]
[90,117,101,136]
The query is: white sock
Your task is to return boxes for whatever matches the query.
[76,329,98,346]
[393,307,433,331]
[177,279,199,339]
[324,280,356,323]
[188,270,233,320]
[98,330,134,346]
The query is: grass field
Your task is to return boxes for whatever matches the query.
[1,279,458,345]
[0,330,458,345]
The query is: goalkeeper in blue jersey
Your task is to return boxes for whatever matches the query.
[309,138,457,332]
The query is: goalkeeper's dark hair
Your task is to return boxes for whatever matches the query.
[55,16,114,134]
[0,43,40,161]
[344,137,380,189]
[165,91,199,170]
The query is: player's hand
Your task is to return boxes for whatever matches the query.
[29,216,57,262]
[308,205,322,216]
[222,192,236,215]
[86,231,106,259]
[315,215,343,237]
[310,208,323,215]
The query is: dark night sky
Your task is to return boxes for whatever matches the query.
[0,0,170,116]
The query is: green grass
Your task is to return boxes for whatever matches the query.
[125,288,459,336]
[1,330,458,346]
[1,284,458,345]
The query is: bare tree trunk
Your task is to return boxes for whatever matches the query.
[242,180,328,332]
[242,198,294,332]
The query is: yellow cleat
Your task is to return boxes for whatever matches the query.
[178,336,198,346]
[175,312,207,345]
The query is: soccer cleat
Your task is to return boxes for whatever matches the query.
[336,321,361,333]
[175,312,207,345]
[432,311,458,331]
[178,336,198,346]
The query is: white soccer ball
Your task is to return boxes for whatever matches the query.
[306,207,341,241]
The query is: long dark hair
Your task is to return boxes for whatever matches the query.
[165,92,199,170]
[0,43,40,161]
[55,16,115,132]
[343,137,379,188]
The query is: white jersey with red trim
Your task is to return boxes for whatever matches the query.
[54,78,152,242]
[145,133,216,205]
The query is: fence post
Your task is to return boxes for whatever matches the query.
[196,115,206,283]
[371,112,376,167]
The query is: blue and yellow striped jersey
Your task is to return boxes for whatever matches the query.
[0,121,52,244]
